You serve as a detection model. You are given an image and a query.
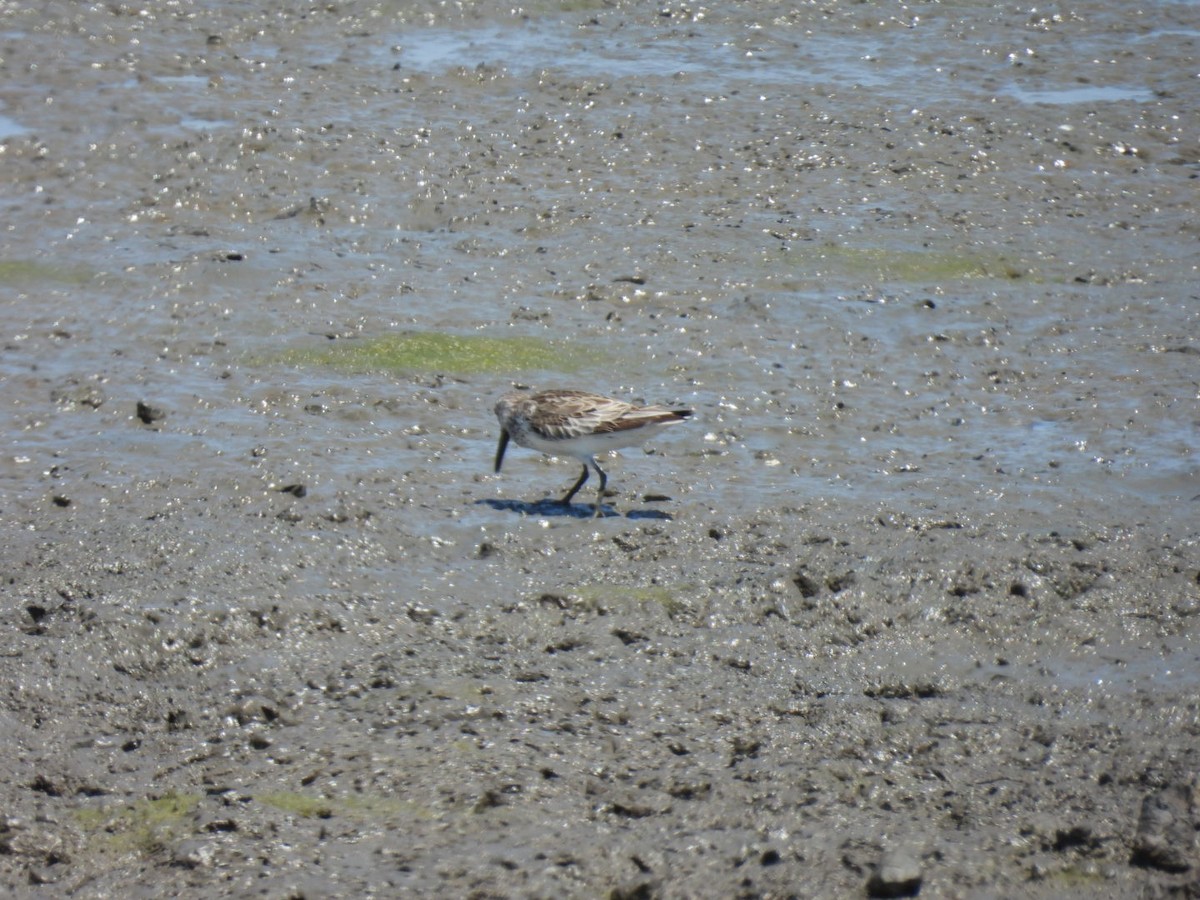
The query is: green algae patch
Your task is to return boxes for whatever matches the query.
[261,790,434,822]
[341,794,436,820]
[783,244,1032,284]
[282,331,601,376]
[261,791,335,818]
[1043,865,1111,888]
[73,792,201,855]
[0,259,95,286]
[567,583,697,621]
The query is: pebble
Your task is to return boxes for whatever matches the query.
[1131,777,1199,873]
[867,849,923,898]
[136,400,166,424]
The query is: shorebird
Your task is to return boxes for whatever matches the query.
[493,389,692,516]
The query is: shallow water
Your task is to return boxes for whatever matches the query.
[0,8,1197,599]
[1,1,1196,532]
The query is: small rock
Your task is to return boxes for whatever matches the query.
[27,865,62,885]
[1131,778,1199,873]
[609,880,657,900]
[136,400,166,424]
[867,849,922,898]
[173,839,216,868]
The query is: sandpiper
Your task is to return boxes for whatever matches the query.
[493,389,692,516]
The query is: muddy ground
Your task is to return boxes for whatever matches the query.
[1,1,1198,897]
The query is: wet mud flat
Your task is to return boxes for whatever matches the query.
[2,0,1199,897]
[4,492,1199,897]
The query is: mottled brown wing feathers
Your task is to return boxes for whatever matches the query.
[504,389,692,441]
[593,409,692,434]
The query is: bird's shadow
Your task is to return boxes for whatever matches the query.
[478,498,674,521]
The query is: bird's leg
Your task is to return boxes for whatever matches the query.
[592,459,608,517]
[560,462,590,505]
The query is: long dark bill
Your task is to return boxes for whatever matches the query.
[494,429,510,473]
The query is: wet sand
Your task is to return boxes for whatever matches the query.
[1,1,1198,896]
